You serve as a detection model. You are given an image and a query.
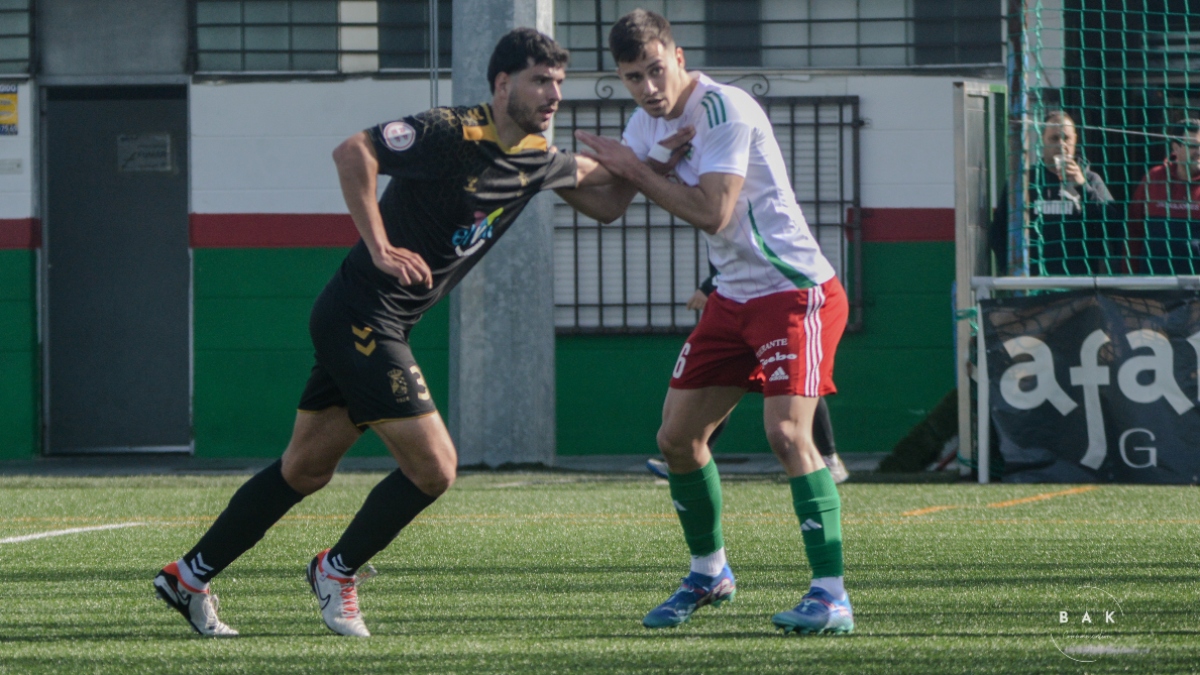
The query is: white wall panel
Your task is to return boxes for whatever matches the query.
[190,78,449,213]
[0,82,34,219]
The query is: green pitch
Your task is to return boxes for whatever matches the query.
[0,473,1196,674]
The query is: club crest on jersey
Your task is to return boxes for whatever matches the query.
[453,207,504,257]
[382,121,416,151]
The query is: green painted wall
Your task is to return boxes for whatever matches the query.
[0,250,38,459]
[555,241,957,456]
[193,248,448,458]
[188,240,953,459]
[2,240,952,461]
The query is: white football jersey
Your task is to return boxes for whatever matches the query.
[622,73,836,302]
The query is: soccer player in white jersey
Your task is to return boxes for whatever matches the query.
[572,10,853,634]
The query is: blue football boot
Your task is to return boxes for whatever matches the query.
[646,458,670,479]
[642,565,736,628]
[771,587,855,635]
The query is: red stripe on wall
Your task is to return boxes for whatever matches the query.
[0,218,41,249]
[190,213,359,248]
[849,208,955,243]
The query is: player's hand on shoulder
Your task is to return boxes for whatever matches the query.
[372,245,433,289]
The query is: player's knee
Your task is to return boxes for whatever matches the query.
[413,465,455,497]
[656,426,686,456]
[281,463,335,496]
[764,423,799,455]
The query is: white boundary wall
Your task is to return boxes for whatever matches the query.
[0,81,35,220]
[0,71,1002,220]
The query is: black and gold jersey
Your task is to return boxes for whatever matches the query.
[327,103,578,335]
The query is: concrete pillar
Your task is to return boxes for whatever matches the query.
[448,0,557,467]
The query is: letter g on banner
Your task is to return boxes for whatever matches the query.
[999,336,1078,414]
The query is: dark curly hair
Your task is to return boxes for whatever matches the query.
[487,28,570,93]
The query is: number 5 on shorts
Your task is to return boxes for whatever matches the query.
[672,343,691,379]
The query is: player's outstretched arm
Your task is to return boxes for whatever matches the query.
[332,132,432,288]
[556,126,696,224]
[555,154,637,224]
[576,130,743,235]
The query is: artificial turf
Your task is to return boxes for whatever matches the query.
[0,472,1197,674]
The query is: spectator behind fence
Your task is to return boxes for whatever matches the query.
[1132,118,1200,275]
[991,110,1115,275]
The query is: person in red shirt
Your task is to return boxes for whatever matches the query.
[1132,118,1200,274]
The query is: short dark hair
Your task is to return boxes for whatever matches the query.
[487,28,570,93]
[1170,118,1200,143]
[608,9,674,64]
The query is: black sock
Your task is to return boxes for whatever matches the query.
[324,469,438,576]
[814,396,837,458]
[181,459,304,583]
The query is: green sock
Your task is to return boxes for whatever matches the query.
[790,468,844,578]
[667,459,724,557]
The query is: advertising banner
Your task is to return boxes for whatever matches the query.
[983,290,1200,483]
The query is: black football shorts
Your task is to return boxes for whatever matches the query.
[298,289,437,428]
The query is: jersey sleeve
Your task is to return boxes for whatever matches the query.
[366,109,457,178]
[541,150,579,191]
[621,113,653,161]
[696,121,753,178]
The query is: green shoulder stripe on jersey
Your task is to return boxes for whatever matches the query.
[748,202,816,289]
[700,91,727,128]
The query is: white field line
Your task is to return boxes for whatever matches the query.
[0,522,145,544]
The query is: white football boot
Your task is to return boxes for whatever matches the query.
[153,562,238,636]
[824,453,850,484]
[306,549,375,637]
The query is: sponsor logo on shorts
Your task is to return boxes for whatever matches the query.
[760,352,798,367]
[756,338,788,358]
[382,121,416,151]
[353,325,376,356]
[769,367,789,382]
[388,368,411,403]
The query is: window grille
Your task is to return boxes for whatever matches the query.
[552,88,862,334]
[192,0,450,74]
[555,0,1003,72]
[0,0,31,75]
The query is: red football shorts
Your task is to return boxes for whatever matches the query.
[669,277,848,397]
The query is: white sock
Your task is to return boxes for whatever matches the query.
[690,548,727,577]
[175,557,209,592]
[810,576,845,599]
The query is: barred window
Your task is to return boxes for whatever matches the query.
[193,0,450,74]
[556,0,1004,71]
[551,91,861,333]
[0,0,31,75]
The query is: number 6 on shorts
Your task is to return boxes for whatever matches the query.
[672,343,691,379]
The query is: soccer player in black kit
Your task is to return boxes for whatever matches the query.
[153,28,690,637]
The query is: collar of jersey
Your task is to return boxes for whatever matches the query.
[461,104,549,154]
[679,72,718,125]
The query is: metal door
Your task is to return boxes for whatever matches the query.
[43,86,191,454]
